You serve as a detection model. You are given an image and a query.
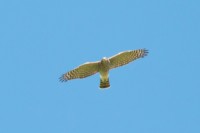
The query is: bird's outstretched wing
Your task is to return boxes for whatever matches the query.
[59,61,100,82]
[109,49,148,69]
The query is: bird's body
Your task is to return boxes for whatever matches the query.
[99,58,110,88]
[60,49,148,89]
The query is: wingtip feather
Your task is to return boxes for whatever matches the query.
[141,48,149,57]
[59,74,68,82]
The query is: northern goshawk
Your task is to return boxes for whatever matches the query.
[60,49,148,89]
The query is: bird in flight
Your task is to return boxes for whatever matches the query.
[60,49,148,89]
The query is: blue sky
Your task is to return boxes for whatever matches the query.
[0,0,200,133]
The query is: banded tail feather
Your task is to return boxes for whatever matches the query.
[100,78,110,89]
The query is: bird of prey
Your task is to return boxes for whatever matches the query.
[60,49,148,89]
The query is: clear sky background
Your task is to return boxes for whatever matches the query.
[0,0,200,133]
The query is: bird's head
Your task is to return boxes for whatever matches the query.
[101,57,110,64]
[102,57,107,60]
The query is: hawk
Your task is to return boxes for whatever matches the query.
[60,49,148,89]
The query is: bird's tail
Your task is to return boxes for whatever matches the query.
[100,78,110,89]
